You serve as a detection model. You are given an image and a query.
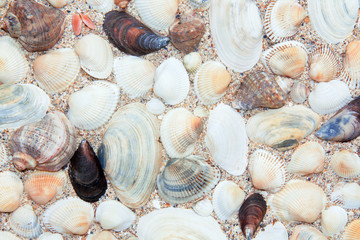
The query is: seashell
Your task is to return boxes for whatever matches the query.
[43,197,94,235]
[114,0,130,8]
[72,13,82,36]
[113,56,155,98]
[331,182,360,209]
[269,180,327,223]
[0,84,50,130]
[47,0,68,8]
[343,40,360,89]
[194,61,231,105]
[3,0,66,52]
[79,13,95,30]
[309,45,341,82]
[264,0,306,42]
[0,36,29,85]
[343,219,360,240]
[95,200,136,231]
[210,0,262,72]
[330,150,360,178]
[308,80,352,114]
[205,103,248,175]
[98,103,161,208]
[157,155,220,204]
[289,82,310,104]
[238,193,267,240]
[0,231,20,240]
[194,105,209,118]
[253,222,288,240]
[315,96,360,142]
[146,98,165,115]
[0,141,10,167]
[288,141,325,175]
[248,149,288,193]
[183,52,202,74]
[0,0,6,7]
[290,225,327,240]
[74,34,113,79]
[138,208,227,240]
[262,41,308,78]
[69,140,107,202]
[67,81,120,130]
[186,0,210,10]
[9,204,42,238]
[134,0,178,31]
[233,72,293,110]
[9,111,77,172]
[0,171,23,212]
[38,232,64,240]
[24,171,67,205]
[33,48,80,94]
[87,231,117,240]
[212,181,245,220]
[86,0,114,13]
[321,206,347,237]
[104,11,170,56]
[192,199,213,217]
[247,105,320,151]
[308,0,359,44]
[154,58,190,105]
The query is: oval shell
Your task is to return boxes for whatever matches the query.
[330,150,360,178]
[321,206,347,237]
[0,171,23,212]
[9,204,42,238]
[309,45,341,82]
[146,98,165,115]
[46,0,68,8]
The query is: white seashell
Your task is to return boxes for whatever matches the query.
[308,0,359,44]
[193,105,209,118]
[95,200,136,231]
[343,40,360,89]
[113,56,155,99]
[43,197,94,235]
[0,36,29,85]
[308,80,352,114]
[290,225,327,240]
[154,58,190,105]
[0,231,20,240]
[46,0,68,8]
[206,103,248,175]
[0,0,6,7]
[0,141,10,167]
[146,98,165,115]
[212,181,245,220]
[0,171,23,212]
[330,150,360,178]
[309,46,341,82]
[269,180,327,223]
[75,34,113,79]
[192,199,213,217]
[288,142,325,175]
[38,232,64,240]
[331,182,360,209]
[194,61,232,105]
[33,48,80,94]
[290,82,310,104]
[87,231,117,240]
[254,222,288,240]
[343,219,360,240]
[183,52,202,74]
[249,149,288,193]
[9,204,42,238]
[321,206,347,237]
[86,0,114,13]
[67,81,120,130]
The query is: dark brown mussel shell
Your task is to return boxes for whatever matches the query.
[238,193,267,240]
[103,11,170,56]
[2,0,66,52]
[69,140,107,202]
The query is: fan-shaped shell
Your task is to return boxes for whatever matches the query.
[331,182,360,209]
[343,219,360,240]
[192,199,213,217]
[86,0,114,13]
[289,82,310,104]
[9,204,42,238]
[330,150,360,178]
[0,231,20,240]
[146,98,165,115]
[0,141,10,167]
[0,171,23,212]
[38,232,63,240]
[309,46,341,82]
[183,52,202,74]
[321,206,347,237]
[343,40,360,89]
[290,225,327,240]
[253,222,288,240]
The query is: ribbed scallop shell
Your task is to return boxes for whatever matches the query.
[146,98,165,115]
[264,0,306,42]
[154,58,190,105]
[343,219,360,240]
[253,222,288,240]
[194,61,231,105]
[212,181,245,220]
[0,171,23,212]
[0,231,20,240]
[331,182,360,209]
[75,34,113,79]
[205,103,248,175]
[87,231,117,240]
[67,81,120,130]
[9,204,42,238]
[343,40,360,89]
[38,232,64,240]
[43,197,94,235]
[289,82,310,104]
[321,206,347,237]
[192,199,213,217]
[0,84,50,130]
[269,180,327,223]
[330,150,360,178]
[183,52,202,74]
[113,56,155,99]
[86,0,114,13]
[157,156,220,204]
[249,149,287,193]
[0,141,10,167]
[0,36,29,84]
[210,0,262,72]
[290,225,327,240]
[309,46,341,82]
[33,48,80,94]
[24,171,66,205]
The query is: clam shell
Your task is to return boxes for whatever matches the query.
[253,222,288,240]
[331,182,360,209]
[321,206,347,237]
[343,40,360,89]
[87,231,117,240]
[290,225,327,240]
[0,141,10,167]
[0,231,20,240]
[38,232,64,240]
[343,219,360,240]
[86,0,114,13]
[289,82,310,104]
[330,150,360,178]
[146,98,165,115]
[183,52,202,74]
[192,199,213,217]
[46,0,68,8]
[0,171,23,212]
[309,45,341,82]
[9,204,42,238]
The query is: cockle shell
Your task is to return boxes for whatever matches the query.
[331,182,360,209]
[192,199,213,217]
[290,225,327,240]
[98,103,161,208]
[67,81,120,130]
[9,204,42,238]
[206,103,248,175]
[253,222,288,240]
[330,150,360,178]
[183,52,202,74]
[343,219,360,240]
[157,156,220,204]
[38,232,63,240]
[321,206,347,237]
[0,231,20,240]
[47,0,68,8]
[269,180,327,223]
[0,141,9,167]
[146,98,165,115]
[137,208,227,240]
[9,111,77,172]
[309,45,341,82]
[289,82,310,104]
[86,0,114,13]
[246,105,320,151]
[0,171,23,212]
[343,40,360,89]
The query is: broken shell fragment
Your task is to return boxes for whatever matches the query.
[183,52,202,74]
[330,150,360,178]
[192,199,213,217]
[38,232,64,240]
[9,204,42,238]
[331,182,360,209]
[0,171,23,213]
[289,82,310,104]
[290,225,327,240]
[0,141,9,167]
[343,219,360,240]
[115,0,130,8]
[321,206,347,237]
[309,45,341,82]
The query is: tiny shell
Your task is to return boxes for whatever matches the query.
[253,222,288,240]
[331,182,360,209]
[9,204,42,238]
[192,199,213,217]
[321,206,347,237]
[0,171,23,212]
[146,98,165,115]
[330,150,360,178]
[289,82,310,104]
[193,105,209,118]
[183,52,202,74]
[38,232,64,240]
[343,40,360,89]
[86,0,114,13]
[290,225,327,240]
[309,45,341,82]
[47,0,68,8]
[343,219,360,240]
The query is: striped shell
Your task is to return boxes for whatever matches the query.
[309,45,341,82]
[9,204,42,238]
[0,171,23,212]
[183,52,202,74]
[343,219,360,240]
[330,150,360,178]
[321,206,347,237]
[343,40,360,89]
[331,182,360,209]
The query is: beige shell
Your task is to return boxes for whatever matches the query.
[87,231,117,240]
[343,219,360,240]
[46,0,68,8]
[290,225,327,240]
[331,182,360,209]
[343,40,360,89]
[321,206,347,237]
[0,171,23,212]
[289,82,310,104]
[9,204,42,238]
[330,150,360,178]
[0,141,10,167]
[309,45,340,82]
[38,232,64,240]
[183,52,202,74]
[0,231,20,240]
[86,0,114,13]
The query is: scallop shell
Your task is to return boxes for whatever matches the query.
[309,45,341,82]
[343,219,360,240]
[33,48,80,94]
[113,56,155,99]
[0,171,23,212]
[212,181,245,220]
[87,231,117,240]
[183,52,202,74]
[321,206,347,237]
[192,199,213,217]
[289,82,310,104]
[330,150,360,178]
[253,222,288,240]
[38,232,64,240]
[290,225,327,240]
[262,41,308,78]
[46,0,68,8]
[343,40,360,89]
[157,155,220,204]
[0,84,50,130]
[0,36,28,85]
[86,0,114,13]
[0,141,10,167]
[331,182,360,209]
[205,103,248,175]
[9,204,42,238]
[154,58,190,105]
[0,231,20,240]
[269,180,327,223]
[43,197,94,235]
[146,98,165,115]
[67,81,120,130]
[24,171,67,205]
[288,141,325,175]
